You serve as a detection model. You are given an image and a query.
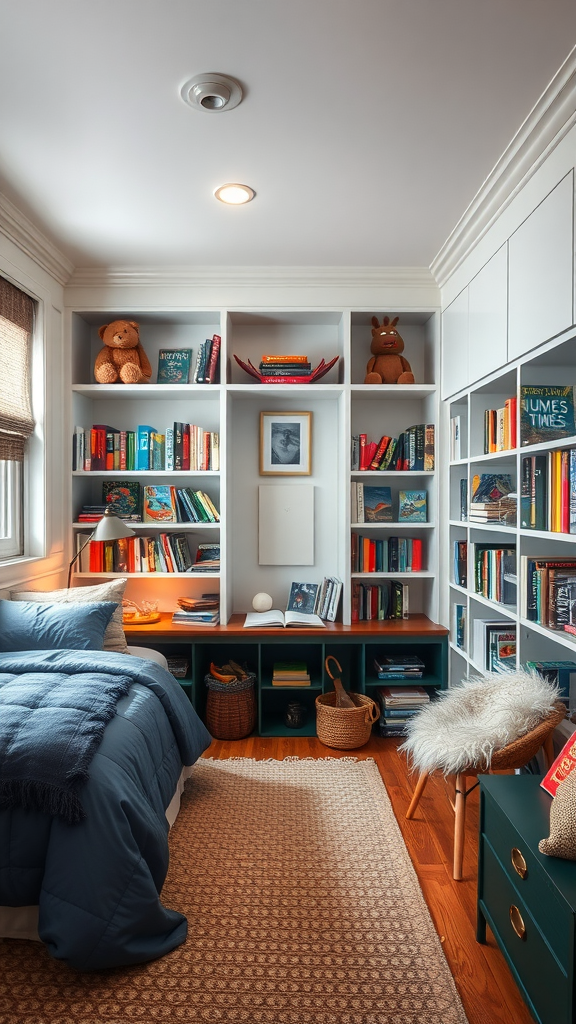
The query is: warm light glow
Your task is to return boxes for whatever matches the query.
[214,183,255,205]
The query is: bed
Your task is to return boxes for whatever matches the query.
[0,642,212,971]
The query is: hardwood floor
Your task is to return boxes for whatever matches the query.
[203,734,533,1024]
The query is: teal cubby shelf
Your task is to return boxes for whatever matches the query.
[125,614,449,737]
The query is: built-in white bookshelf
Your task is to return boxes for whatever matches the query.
[68,307,441,625]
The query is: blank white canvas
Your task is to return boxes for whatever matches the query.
[258,484,314,565]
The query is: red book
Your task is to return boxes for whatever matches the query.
[369,436,391,470]
[509,397,517,449]
[364,442,378,468]
[182,424,190,471]
[359,434,369,470]
[411,538,423,571]
[204,334,221,384]
[368,540,376,573]
[89,540,104,572]
[541,732,576,796]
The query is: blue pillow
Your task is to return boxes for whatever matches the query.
[0,599,118,653]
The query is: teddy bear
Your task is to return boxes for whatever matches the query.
[364,316,414,384]
[94,319,152,384]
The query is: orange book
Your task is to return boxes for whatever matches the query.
[261,354,309,363]
[362,536,371,572]
[509,396,517,449]
[89,540,104,572]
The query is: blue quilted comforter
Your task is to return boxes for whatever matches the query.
[0,649,211,970]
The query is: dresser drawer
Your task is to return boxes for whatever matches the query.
[482,788,572,968]
[480,840,570,1024]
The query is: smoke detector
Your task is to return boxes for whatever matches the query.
[180,73,243,112]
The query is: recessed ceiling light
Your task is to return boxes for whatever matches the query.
[214,183,255,205]
[180,73,242,112]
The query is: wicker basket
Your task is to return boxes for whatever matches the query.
[205,673,257,740]
[315,691,380,750]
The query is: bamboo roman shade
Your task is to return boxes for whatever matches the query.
[0,277,35,461]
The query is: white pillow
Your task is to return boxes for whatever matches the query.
[11,578,129,653]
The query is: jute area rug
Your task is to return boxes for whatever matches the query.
[1,757,468,1024]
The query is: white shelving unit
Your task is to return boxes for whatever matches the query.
[68,307,440,625]
[447,329,576,688]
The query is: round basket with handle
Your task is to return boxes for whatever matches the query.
[205,672,257,740]
[315,656,379,749]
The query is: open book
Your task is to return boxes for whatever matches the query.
[243,609,325,629]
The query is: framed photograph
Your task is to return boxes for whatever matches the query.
[286,581,319,614]
[260,411,312,475]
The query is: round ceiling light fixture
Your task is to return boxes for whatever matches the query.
[180,73,242,112]
[214,183,255,205]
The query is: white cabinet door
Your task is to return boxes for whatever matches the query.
[441,288,469,399]
[468,244,508,386]
[508,171,574,360]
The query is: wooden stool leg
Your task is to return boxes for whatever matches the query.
[542,733,555,771]
[453,773,467,881]
[406,772,429,819]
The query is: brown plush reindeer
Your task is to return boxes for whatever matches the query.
[364,316,414,384]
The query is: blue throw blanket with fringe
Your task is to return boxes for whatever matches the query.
[0,666,133,823]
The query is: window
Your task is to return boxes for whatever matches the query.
[0,276,35,561]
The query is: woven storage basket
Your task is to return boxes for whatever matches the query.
[205,673,257,740]
[315,691,380,750]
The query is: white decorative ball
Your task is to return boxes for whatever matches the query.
[252,592,273,612]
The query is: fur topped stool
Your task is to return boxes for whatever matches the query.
[399,670,566,880]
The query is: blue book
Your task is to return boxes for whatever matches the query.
[520,385,576,446]
[136,425,156,470]
[399,490,427,522]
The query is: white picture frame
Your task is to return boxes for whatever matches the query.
[260,411,312,476]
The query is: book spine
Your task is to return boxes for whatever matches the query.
[357,483,365,524]
[204,334,221,384]
[165,427,174,471]
[570,448,576,534]
[358,434,368,471]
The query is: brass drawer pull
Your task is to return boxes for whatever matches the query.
[510,905,527,941]
[511,847,528,879]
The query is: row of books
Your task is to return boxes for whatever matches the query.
[520,450,576,534]
[351,484,427,523]
[192,335,221,384]
[351,424,435,472]
[453,603,466,649]
[72,423,220,472]
[473,618,517,671]
[82,536,219,575]
[258,355,312,378]
[352,535,423,574]
[77,485,220,524]
[520,555,576,632]
[377,685,430,737]
[483,397,517,453]
[315,577,343,622]
[351,580,409,622]
[473,544,517,606]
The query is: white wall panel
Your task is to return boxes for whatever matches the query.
[468,244,508,386]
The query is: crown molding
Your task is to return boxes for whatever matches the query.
[0,193,74,286]
[66,265,437,291]
[431,45,576,288]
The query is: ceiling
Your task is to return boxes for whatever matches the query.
[1,0,576,271]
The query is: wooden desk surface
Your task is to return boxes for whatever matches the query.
[123,612,448,642]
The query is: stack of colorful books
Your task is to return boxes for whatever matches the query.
[271,662,311,686]
[377,685,430,737]
[258,355,311,378]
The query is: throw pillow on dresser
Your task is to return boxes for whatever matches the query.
[10,578,129,653]
[539,771,576,861]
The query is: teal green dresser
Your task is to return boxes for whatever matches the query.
[478,775,576,1024]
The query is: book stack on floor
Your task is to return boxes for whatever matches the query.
[377,684,430,737]
[351,424,434,472]
[171,594,220,626]
[258,355,312,380]
[271,662,311,686]
[469,473,516,525]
